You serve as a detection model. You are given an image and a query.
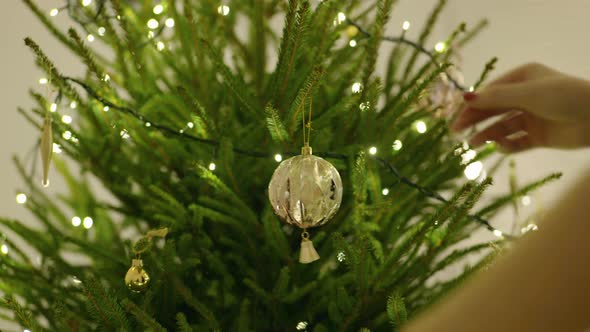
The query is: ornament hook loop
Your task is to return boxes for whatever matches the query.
[301,230,310,240]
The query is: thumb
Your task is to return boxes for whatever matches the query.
[464,83,534,111]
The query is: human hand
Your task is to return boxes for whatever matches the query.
[451,63,590,152]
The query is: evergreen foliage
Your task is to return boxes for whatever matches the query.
[4,0,560,331]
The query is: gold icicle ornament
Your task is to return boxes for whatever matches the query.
[40,115,53,187]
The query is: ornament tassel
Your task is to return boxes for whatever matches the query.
[299,231,320,264]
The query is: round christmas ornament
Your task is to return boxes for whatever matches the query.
[125,258,150,293]
[268,145,343,263]
[125,227,168,293]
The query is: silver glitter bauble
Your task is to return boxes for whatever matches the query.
[268,146,343,229]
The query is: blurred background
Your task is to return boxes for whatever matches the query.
[2,0,590,248]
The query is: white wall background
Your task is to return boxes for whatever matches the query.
[0,0,589,327]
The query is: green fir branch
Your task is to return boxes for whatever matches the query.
[265,103,290,143]
[477,173,562,217]
[402,0,448,82]
[473,57,499,90]
[176,312,193,332]
[121,299,167,332]
[387,292,408,328]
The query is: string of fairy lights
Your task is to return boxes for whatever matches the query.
[13,1,543,260]
[6,2,546,331]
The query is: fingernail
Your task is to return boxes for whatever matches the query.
[463,92,477,101]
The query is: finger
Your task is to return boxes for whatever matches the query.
[468,112,526,147]
[496,134,535,154]
[485,63,548,86]
[463,83,533,111]
[451,107,509,132]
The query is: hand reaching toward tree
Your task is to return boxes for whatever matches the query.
[452,63,590,152]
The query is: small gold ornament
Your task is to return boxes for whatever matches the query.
[299,231,320,264]
[40,115,53,188]
[125,259,150,293]
[346,25,359,38]
[125,228,168,293]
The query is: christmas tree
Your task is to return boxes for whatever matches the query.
[4,0,559,331]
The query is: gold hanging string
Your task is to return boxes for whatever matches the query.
[301,94,307,147]
[306,96,313,146]
[300,92,314,148]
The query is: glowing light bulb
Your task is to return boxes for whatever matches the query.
[120,130,130,139]
[50,103,57,112]
[208,162,216,171]
[82,0,92,7]
[349,39,357,47]
[368,146,378,155]
[145,122,151,127]
[98,27,106,36]
[521,195,531,206]
[415,121,427,134]
[16,193,27,204]
[61,115,73,124]
[187,122,194,128]
[359,101,371,111]
[39,77,48,85]
[402,21,411,31]
[296,322,308,330]
[334,12,346,25]
[49,8,59,16]
[153,4,164,14]
[469,86,475,92]
[165,18,175,28]
[392,139,403,151]
[53,143,62,154]
[1,245,8,255]
[156,41,165,51]
[62,131,72,140]
[217,5,230,16]
[351,82,362,93]
[86,34,95,42]
[274,154,282,162]
[83,216,93,229]
[147,18,159,29]
[70,101,77,109]
[72,216,81,227]
[464,161,483,180]
[461,149,477,165]
[434,42,446,53]
[382,188,389,196]
[103,106,109,112]
[493,230,503,238]
[521,223,538,234]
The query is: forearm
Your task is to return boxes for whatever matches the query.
[402,167,590,332]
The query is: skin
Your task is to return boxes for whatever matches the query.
[452,62,590,152]
[401,63,590,332]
